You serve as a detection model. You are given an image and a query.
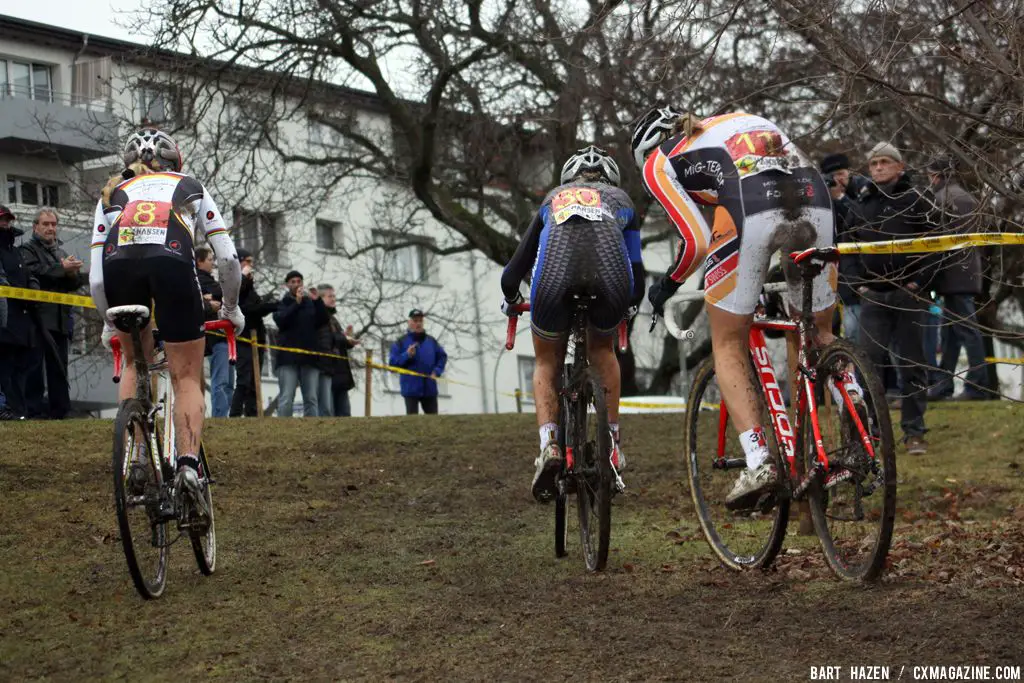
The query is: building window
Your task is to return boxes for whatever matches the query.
[1,60,52,101]
[234,209,281,265]
[373,231,438,284]
[227,99,276,146]
[517,356,535,404]
[7,176,62,208]
[136,83,180,126]
[308,118,345,148]
[316,219,342,252]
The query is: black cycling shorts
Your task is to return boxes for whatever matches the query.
[104,255,205,343]
[529,219,632,339]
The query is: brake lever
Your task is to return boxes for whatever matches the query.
[649,313,660,333]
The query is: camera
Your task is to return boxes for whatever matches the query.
[824,172,838,189]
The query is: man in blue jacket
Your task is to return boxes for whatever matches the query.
[389,309,447,415]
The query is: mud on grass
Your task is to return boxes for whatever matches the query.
[1,406,1022,681]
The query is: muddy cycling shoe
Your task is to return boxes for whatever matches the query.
[725,462,777,510]
[532,443,563,504]
[174,455,210,523]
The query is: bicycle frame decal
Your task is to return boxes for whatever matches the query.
[748,328,796,465]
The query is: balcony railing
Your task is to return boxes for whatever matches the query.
[0,83,111,112]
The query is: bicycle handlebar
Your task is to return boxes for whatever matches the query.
[504,301,629,352]
[111,320,238,383]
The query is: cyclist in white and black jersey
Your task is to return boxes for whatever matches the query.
[89,128,243,512]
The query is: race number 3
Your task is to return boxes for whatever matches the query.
[122,200,172,228]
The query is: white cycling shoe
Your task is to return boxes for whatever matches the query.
[725,462,777,510]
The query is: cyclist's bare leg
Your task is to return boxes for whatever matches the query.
[116,323,155,403]
[531,333,567,427]
[587,330,620,423]
[163,339,206,459]
[707,305,760,433]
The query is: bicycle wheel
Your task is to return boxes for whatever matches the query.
[189,443,217,575]
[685,356,789,571]
[573,369,613,572]
[554,366,570,559]
[805,339,896,581]
[112,399,168,599]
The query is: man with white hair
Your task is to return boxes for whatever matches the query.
[848,142,940,455]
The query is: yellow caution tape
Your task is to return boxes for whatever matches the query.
[837,232,1024,255]
[0,285,96,308]
[986,357,1024,365]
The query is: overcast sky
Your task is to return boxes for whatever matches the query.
[2,0,141,42]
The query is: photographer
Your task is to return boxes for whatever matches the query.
[273,270,329,417]
[821,153,867,342]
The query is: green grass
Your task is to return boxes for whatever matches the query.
[1,405,1022,680]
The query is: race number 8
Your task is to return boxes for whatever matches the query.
[123,200,172,228]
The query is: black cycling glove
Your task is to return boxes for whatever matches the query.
[648,277,682,317]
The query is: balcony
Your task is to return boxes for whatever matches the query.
[0,85,118,163]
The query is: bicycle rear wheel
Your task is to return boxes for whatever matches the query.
[805,339,896,581]
[112,399,168,599]
[554,366,570,559]
[573,370,613,571]
[189,443,217,575]
[685,356,789,571]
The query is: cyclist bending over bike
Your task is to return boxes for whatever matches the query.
[89,128,244,516]
[632,107,860,508]
[500,146,646,502]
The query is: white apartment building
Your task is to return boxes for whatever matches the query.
[0,14,682,417]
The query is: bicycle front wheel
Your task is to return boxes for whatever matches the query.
[573,370,613,572]
[190,443,217,575]
[685,356,789,571]
[805,339,896,581]
[112,399,168,599]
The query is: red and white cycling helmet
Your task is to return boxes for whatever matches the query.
[122,128,183,172]
[560,145,621,186]
[630,105,687,170]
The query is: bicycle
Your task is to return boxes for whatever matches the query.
[506,298,628,571]
[107,305,237,599]
[668,248,896,581]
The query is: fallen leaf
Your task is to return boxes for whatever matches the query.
[419,559,436,566]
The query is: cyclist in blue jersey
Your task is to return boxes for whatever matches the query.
[500,146,646,502]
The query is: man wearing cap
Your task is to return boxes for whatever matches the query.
[230,249,278,417]
[820,153,868,341]
[849,142,941,455]
[388,309,448,415]
[924,156,989,401]
[0,205,38,419]
[273,270,329,417]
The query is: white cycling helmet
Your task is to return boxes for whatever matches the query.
[631,105,687,170]
[123,128,183,172]
[560,145,621,186]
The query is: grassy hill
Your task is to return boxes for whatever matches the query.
[1,404,1023,680]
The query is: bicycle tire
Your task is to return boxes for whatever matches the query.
[554,365,570,559]
[685,355,789,571]
[190,443,217,575]
[805,339,896,581]
[574,370,612,572]
[112,399,168,599]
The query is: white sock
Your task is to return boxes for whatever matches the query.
[539,423,559,450]
[609,422,620,443]
[739,427,770,469]
[829,372,863,408]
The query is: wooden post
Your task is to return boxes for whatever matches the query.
[251,331,264,418]
[514,388,523,413]
[364,349,373,417]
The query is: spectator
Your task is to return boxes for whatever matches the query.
[0,205,37,418]
[0,254,20,420]
[389,308,447,415]
[273,270,329,417]
[821,153,867,341]
[20,208,89,420]
[230,249,277,417]
[924,156,990,401]
[314,284,360,416]
[196,247,233,417]
[849,142,940,455]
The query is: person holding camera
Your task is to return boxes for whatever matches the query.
[273,270,329,417]
[388,308,447,415]
[230,249,278,417]
[821,153,867,342]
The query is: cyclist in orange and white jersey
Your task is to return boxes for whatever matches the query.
[632,107,852,508]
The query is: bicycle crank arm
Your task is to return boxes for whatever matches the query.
[792,463,825,501]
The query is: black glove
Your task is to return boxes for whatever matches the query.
[501,291,525,317]
[647,277,682,317]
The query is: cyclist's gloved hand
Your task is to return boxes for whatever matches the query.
[101,322,118,350]
[220,305,245,335]
[501,291,525,317]
[648,277,682,317]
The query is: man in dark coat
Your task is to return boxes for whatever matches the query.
[821,153,868,341]
[0,205,38,418]
[230,249,278,417]
[388,308,448,415]
[313,284,359,417]
[924,157,990,400]
[19,208,89,419]
[273,270,329,417]
[849,142,941,455]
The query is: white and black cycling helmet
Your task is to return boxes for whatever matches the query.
[123,128,183,172]
[560,145,621,186]
[631,105,687,170]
